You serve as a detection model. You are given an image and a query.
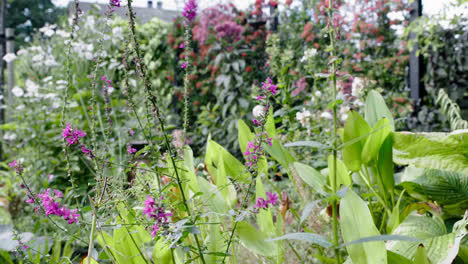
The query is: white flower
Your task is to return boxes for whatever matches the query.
[296,109,312,127]
[336,92,346,101]
[16,104,25,110]
[315,90,322,97]
[17,49,27,56]
[25,79,40,97]
[12,86,24,97]
[3,53,16,63]
[42,76,53,83]
[300,48,318,62]
[3,132,16,141]
[55,30,70,38]
[320,111,333,120]
[253,105,266,118]
[352,77,364,97]
[129,79,137,87]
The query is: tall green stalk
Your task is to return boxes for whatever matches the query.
[327,2,342,263]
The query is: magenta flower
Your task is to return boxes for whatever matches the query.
[8,160,16,168]
[262,77,278,96]
[143,195,172,237]
[254,197,268,209]
[32,189,79,224]
[127,145,137,154]
[181,62,187,69]
[81,146,94,158]
[62,123,86,146]
[179,43,185,49]
[253,119,261,126]
[266,192,279,205]
[110,0,120,7]
[129,129,135,136]
[183,0,197,22]
[214,20,244,42]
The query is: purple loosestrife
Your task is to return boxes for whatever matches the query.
[262,77,279,96]
[181,62,187,69]
[254,192,279,212]
[62,123,86,146]
[32,189,80,224]
[127,145,137,154]
[110,0,120,7]
[9,159,24,175]
[243,133,273,168]
[183,0,197,22]
[143,195,173,237]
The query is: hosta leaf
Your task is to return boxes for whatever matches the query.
[264,140,296,169]
[365,90,395,131]
[283,140,328,149]
[340,189,387,264]
[152,240,173,264]
[413,244,430,264]
[401,168,468,208]
[343,110,371,171]
[392,130,468,175]
[387,213,468,264]
[238,119,255,154]
[237,221,277,257]
[291,162,327,195]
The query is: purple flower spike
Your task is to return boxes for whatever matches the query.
[266,192,279,205]
[183,0,197,22]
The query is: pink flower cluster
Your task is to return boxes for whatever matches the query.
[243,132,273,167]
[63,123,94,158]
[29,189,80,224]
[63,123,86,146]
[127,145,137,154]
[214,20,244,43]
[143,195,173,237]
[256,77,278,101]
[254,192,279,211]
[9,159,24,175]
[110,0,120,7]
[183,0,197,22]
[194,4,236,45]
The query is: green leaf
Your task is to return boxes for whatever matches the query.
[205,215,226,263]
[237,221,277,257]
[81,257,99,264]
[340,189,387,264]
[256,176,275,235]
[267,233,332,248]
[377,135,395,195]
[387,251,413,264]
[328,155,351,191]
[290,162,327,195]
[265,111,277,138]
[340,235,420,247]
[401,168,468,208]
[362,118,391,164]
[197,177,229,213]
[364,90,395,131]
[264,140,296,169]
[392,131,468,175]
[152,239,173,264]
[387,213,467,264]
[343,110,371,172]
[238,119,255,154]
[413,244,430,264]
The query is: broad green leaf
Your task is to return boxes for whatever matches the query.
[387,251,413,264]
[237,221,277,257]
[112,217,150,264]
[264,140,296,169]
[197,177,229,213]
[387,213,467,264]
[256,176,275,235]
[364,90,395,131]
[238,119,255,154]
[377,135,395,195]
[413,244,430,264]
[328,155,351,191]
[362,118,391,164]
[392,131,468,175]
[206,139,250,184]
[267,233,332,248]
[265,111,277,138]
[81,257,99,264]
[205,215,226,263]
[341,235,420,247]
[340,189,387,264]
[183,146,199,192]
[290,162,327,195]
[343,110,371,171]
[152,239,173,264]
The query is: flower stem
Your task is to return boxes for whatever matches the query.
[328,2,342,263]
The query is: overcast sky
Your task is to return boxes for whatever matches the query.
[52,0,463,16]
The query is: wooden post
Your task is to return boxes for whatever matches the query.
[409,0,424,106]
[6,28,13,106]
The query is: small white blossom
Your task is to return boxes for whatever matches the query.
[25,79,40,97]
[315,91,322,97]
[253,105,266,118]
[320,111,333,120]
[3,53,16,63]
[352,77,365,97]
[12,86,24,97]
[300,48,318,62]
[296,108,312,127]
